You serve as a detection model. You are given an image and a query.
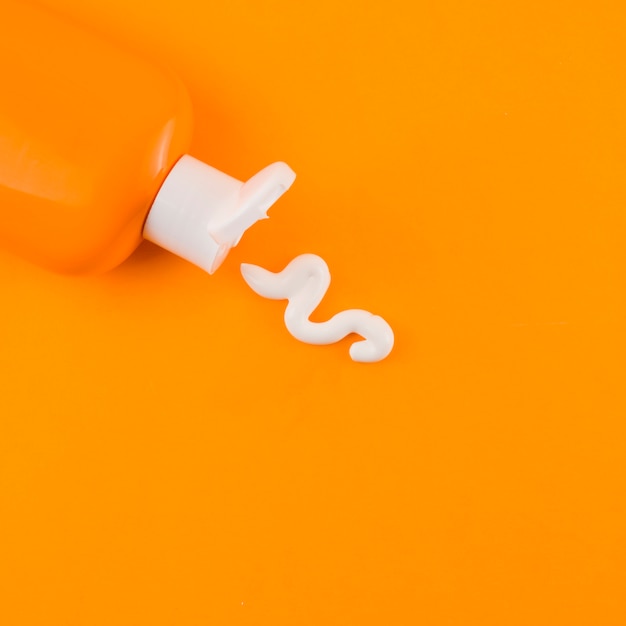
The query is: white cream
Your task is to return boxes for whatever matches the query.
[240,254,394,363]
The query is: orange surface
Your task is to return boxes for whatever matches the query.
[0,0,192,274]
[1,0,625,624]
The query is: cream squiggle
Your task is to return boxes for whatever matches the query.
[240,254,394,363]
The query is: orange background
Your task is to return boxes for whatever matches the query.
[1,1,625,624]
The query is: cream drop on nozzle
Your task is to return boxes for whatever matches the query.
[143,155,296,275]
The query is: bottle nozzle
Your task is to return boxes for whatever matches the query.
[143,156,295,275]
[210,162,296,247]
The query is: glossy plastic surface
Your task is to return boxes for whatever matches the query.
[0,0,192,273]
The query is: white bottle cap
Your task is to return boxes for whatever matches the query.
[143,155,296,274]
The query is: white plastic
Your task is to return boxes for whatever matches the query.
[143,155,296,274]
[241,254,395,362]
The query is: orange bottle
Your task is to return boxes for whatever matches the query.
[0,0,294,275]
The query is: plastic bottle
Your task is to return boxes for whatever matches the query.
[0,0,295,275]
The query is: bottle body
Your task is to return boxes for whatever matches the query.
[0,0,192,273]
